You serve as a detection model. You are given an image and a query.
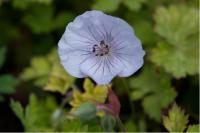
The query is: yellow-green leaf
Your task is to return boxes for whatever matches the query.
[163,104,189,132]
[187,124,200,132]
[83,78,95,94]
[70,79,109,111]
[44,64,75,94]
[20,56,51,86]
[150,41,198,78]
[152,5,199,78]
[154,5,198,46]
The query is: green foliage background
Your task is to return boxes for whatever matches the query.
[0,0,199,132]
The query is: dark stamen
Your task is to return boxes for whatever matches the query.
[92,40,109,56]
[100,40,105,45]
[93,47,95,52]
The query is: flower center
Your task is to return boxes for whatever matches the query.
[93,40,109,56]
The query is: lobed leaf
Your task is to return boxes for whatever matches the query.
[20,56,51,87]
[129,64,177,122]
[44,64,75,95]
[152,5,199,78]
[70,78,109,112]
[163,104,189,132]
[154,5,198,46]
[10,99,25,125]
[187,124,200,132]
[11,94,57,131]
[151,41,198,78]
[21,48,75,94]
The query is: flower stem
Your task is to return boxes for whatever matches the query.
[116,116,127,132]
[60,84,79,109]
[121,78,135,117]
[60,91,72,109]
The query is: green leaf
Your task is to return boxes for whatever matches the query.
[10,94,57,131]
[124,9,157,47]
[150,41,198,78]
[23,5,74,33]
[46,48,59,63]
[142,89,176,122]
[12,0,52,10]
[152,5,198,78]
[22,96,93,132]
[51,108,63,128]
[21,56,51,80]
[163,104,189,132]
[0,46,6,69]
[62,120,88,132]
[0,75,19,94]
[20,56,51,86]
[129,65,177,122]
[87,124,104,132]
[91,0,121,13]
[74,102,97,122]
[23,5,54,34]
[44,48,75,94]
[12,0,30,10]
[187,124,200,132]
[133,20,157,47]
[53,12,74,30]
[123,0,145,11]
[138,118,147,132]
[25,94,57,131]
[10,99,25,125]
[20,48,72,90]
[124,120,137,132]
[154,5,198,46]
[101,114,116,132]
[29,57,51,77]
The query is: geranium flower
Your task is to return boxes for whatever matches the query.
[58,10,145,85]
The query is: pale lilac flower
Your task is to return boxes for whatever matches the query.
[58,10,145,85]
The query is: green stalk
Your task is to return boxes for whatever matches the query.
[116,116,127,132]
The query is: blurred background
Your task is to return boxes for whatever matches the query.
[0,0,199,132]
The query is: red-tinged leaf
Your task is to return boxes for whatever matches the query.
[106,89,121,117]
[97,88,121,117]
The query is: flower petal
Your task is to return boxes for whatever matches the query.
[80,56,123,85]
[113,36,145,77]
[99,14,135,43]
[58,38,89,78]
[66,11,106,44]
